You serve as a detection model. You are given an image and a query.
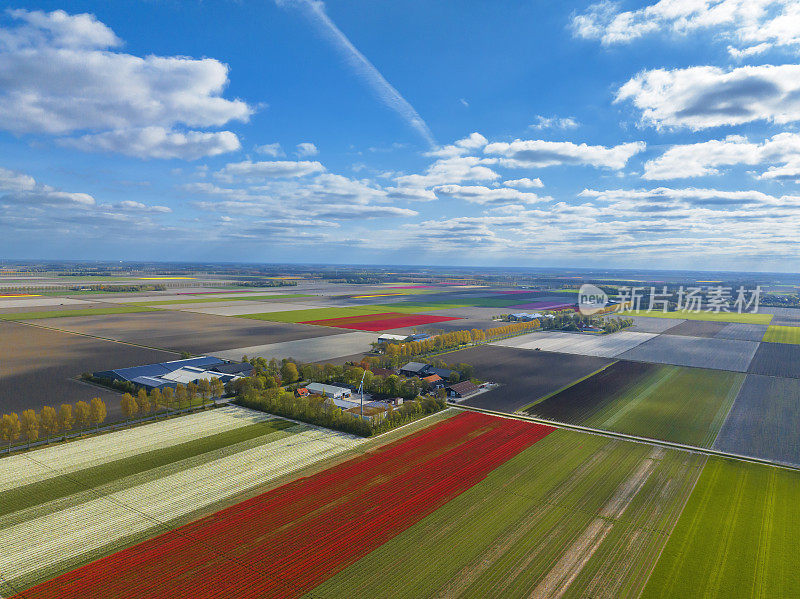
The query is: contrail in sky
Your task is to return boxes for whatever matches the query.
[277,0,436,148]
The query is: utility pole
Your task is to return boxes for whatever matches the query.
[358,370,367,419]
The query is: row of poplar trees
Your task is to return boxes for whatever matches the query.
[120,378,225,419]
[0,398,107,452]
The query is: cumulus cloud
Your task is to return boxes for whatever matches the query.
[216,160,326,181]
[483,139,645,169]
[0,8,251,158]
[425,133,488,158]
[59,127,241,160]
[644,133,800,180]
[394,156,500,188]
[433,185,547,205]
[296,142,319,157]
[616,64,800,130]
[571,0,800,57]
[255,142,285,157]
[529,115,579,130]
[504,177,544,188]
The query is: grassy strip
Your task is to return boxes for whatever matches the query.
[236,303,472,322]
[308,430,704,599]
[620,309,773,325]
[0,306,163,320]
[762,325,800,344]
[516,361,619,412]
[0,420,292,518]
[124,294,313,305]
[641,458,800,598]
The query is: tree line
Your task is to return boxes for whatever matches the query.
[377,320,540,363]
[119,378,225,419]
[0,398,107,452]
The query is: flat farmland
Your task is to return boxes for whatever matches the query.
[762,325,800,344]
[747,342,800,378]
[209,331,377,363]
[663,320,729,338]
[13,412,552,599]
[0,297,89,309]
[618,335,760,372]
[310,429,706,599]
[527,361,744,447]
[186,302,328,316]
[641,458,800,598]
[25,310,341,354]
[760,307,800,326]
[715,323,769,342]
[0,306,163,320]
[440,345,614,413]
[492,330,656,358]
[624,315,684,333]
[300,312,463,331]
[714,374,800,466]
[0,406,364,592]
[621,309,773,325]
[0,320,176,416]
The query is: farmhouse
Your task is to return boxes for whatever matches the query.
[446,381,480,399]
[422,374,445,389]
[306,382,352,399]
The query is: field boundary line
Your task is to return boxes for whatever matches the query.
[518,361,619,412]
[454,404,800,472]
[1,318,183,355]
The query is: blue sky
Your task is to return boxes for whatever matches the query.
[1,1,799,270]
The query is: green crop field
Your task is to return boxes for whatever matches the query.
[642,458,800,599]
[308,429,705,599]
[621,309,772,325]
[236,303,461,322]
[124,294,313,305]
[762,325,800,344]
[529,362,744,448]
[0,306,163,320]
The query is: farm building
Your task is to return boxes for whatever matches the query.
[399,362,453,380]
[93,356,248,391]
[446,381,480,398]
[307,382,352,399]
[399,362,430,377]
[422,374,445,389]
[378,333,409,344]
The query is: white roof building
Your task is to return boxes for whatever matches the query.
[161,366,225,385]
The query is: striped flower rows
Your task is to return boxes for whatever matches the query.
[0,407,363,591]
[15,412,553,599]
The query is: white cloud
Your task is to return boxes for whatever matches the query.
[530,115,579,130]
[276,0,435,147]
[616,64,800,130]
[296,142,319,157]
[0,9,252,158]
[255,142,285,157]
[644,133,800,179]
[59,127,241,160]
[425,132,488,158]
[571,0,800,57]
[395,156,500,188]
[504,177,544,188]
[216,160,326,181]
[433,185,547,205]
[484,139,645,169]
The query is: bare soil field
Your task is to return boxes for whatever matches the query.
[713,374,800,466]
[623,315,684,334]
[439,345,614,413]
[0,320,176,417]
[662,320,728,338]
[747,342,800,378]
[618,335,759,372]
[25,311,341,354]
[714,323,769,342]
[761,307,800,326]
